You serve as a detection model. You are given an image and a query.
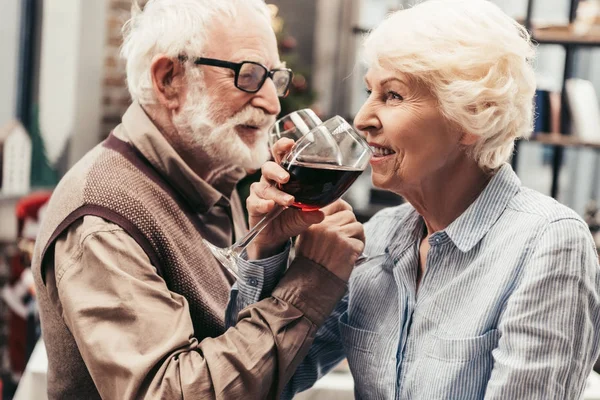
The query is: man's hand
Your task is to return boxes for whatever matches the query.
[246,138,325,259]
[295,200,365,282]
[246,138,366,281]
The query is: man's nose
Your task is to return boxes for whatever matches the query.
[251,78,281,116]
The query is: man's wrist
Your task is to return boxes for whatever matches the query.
[272,256,347,326]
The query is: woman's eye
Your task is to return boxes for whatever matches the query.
[386,91,403,101]
[365,88,372,96]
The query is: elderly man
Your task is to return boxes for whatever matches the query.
[32,0,365,399]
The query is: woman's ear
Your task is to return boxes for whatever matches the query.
[460,132,480,146]
[150,55,186,111]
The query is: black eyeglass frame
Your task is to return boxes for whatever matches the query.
[179,55,293,97]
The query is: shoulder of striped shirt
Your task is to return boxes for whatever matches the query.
[508,186,586,226]
[366,188,587,235]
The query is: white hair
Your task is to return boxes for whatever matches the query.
[121,0,271,105]
[172,80,273,171]
[362,0,537,171]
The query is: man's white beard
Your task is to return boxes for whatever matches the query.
[173,86,274,171]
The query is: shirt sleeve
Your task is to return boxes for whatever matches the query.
[51,217,347,399]
[280,293,349,400]
[246,214,384,398]
[225,242,291,328]
[484,218,600,399]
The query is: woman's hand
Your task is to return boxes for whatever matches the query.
[295,200,365,282]
[245,138,325,260]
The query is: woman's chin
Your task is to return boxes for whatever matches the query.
[371,173,393,192]
[371,169,407,197]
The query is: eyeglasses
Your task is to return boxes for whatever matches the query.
[180,55,293,98]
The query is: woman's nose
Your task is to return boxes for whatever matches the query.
[354,102,380,136]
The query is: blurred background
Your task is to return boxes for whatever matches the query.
[2,0,600,399]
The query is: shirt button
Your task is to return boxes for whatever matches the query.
[434,237,441,244]
[247,278,259,287]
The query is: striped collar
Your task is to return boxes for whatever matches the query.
[386,164,522,256]
[444,164,521,252]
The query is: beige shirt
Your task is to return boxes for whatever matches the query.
[45,103,347,399]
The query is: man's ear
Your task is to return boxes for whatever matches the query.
[150,55,186,110]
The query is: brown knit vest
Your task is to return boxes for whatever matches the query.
[32,134,237,399]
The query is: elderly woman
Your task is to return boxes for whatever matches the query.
[236,0,600,398]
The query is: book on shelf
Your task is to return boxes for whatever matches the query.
[565,78,600,145]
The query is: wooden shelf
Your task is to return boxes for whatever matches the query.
[532,26,600,46]
[527,133,600,150]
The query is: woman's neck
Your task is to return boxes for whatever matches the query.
[402,160,492,236]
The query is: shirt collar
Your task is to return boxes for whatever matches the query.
[118,101,245,213]
[444,163,521,252]
[385,163,521,260]
[385,208,424,266]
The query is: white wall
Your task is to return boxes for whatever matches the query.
[39,0,107,170]
[0,1,21,129]
[314,0,362,117]
[0,2,22,240]
[345,0,401,118]
[313,0,344,116]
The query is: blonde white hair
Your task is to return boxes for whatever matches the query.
[121,0,271,105]
[363,0,536,171]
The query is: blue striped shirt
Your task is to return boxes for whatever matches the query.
[230,164,600,399]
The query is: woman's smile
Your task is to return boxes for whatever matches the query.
[369,142,396,165]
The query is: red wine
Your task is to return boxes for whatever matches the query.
[280,161,362,211]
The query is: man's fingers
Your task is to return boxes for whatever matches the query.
[297,210,325,226]
[271,138,295,163]
[246,196,275,218]
[280,208,325,231]
[340,222,366,242]
[250,181,294,206]
[349,237,366,257]
[320,199,353,216]
[261,161,289,184]
[324,209,357,226]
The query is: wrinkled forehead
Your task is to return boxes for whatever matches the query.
[364,64,408,85]
[203,6,281,67]
[364,64,433,99]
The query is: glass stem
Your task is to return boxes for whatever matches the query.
[230,204,286,258]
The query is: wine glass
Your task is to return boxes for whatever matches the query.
[269,108,322,145]
[270,111,386,267]
[203,116,373,279]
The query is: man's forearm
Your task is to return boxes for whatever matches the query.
[142,259,347,399]
[56,228,346,399]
